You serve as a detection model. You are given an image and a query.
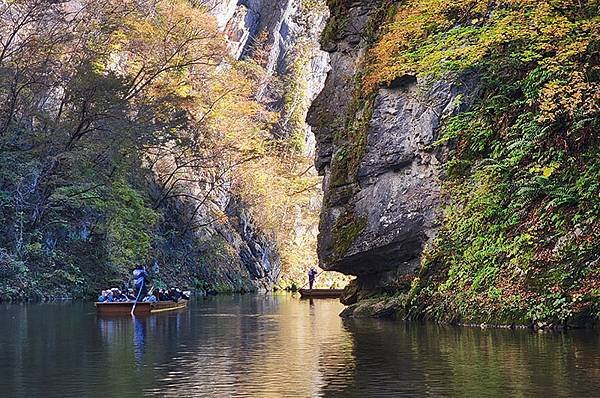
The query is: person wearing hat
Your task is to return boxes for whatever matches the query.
[308,267,318,290]
[126,289,136,301]
[132,265,149,299]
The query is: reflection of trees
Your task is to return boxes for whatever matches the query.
[323,320,600,397]
[3,300,599,397]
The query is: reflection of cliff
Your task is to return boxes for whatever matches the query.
[152,296,355,397]
[229,296,355,397]
[322,319,600,397]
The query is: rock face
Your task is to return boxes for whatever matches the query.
[212,0,329,78]
[335,77,476,275]
[146,150,280,292]
[308,1,478,303]
[151,0,329,292]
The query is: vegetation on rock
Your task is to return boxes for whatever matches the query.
[357,0,599,325]
[0,0,328,300]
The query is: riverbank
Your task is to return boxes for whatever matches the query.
[0,284,307,303]
[3,289,596,333]
[339,292,599,331]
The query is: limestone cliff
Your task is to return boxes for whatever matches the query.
[150,0,331,292]
[308,0,476,303]
[309,0,599,326]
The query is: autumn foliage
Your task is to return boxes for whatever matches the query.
[356,0,599,324]
[0,0,322,298]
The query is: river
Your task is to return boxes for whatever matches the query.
[0,295,598,397]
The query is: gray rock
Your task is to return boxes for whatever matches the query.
[224,5,260,59]
[308,1,480,299]
[151,0,330,291]
[339,75,478,275]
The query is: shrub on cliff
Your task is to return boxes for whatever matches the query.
[363,0,599,325]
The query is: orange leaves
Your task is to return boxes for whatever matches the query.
[538,72,600,124]
[363,0,598,94]
[364,0,496,91]
[116,0,225,101]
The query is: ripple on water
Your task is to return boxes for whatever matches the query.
[0,297,599,397]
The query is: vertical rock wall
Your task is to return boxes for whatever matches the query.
[308,1,478,303]
[153,0,330,292]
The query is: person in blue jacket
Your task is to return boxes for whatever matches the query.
[308,267,318,290]
[132,265,149,299]
[142,292,158,303]
[97,290,108,302]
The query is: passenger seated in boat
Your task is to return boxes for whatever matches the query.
[109,289,119,302]
[104,290,114,302]
[126,289,136,301]
[157,289,168,301]
[116,289,129,302]
[177,289,190,300]
[143,292,158,303]
[97,290,108,302]
[176,288,190,300]
[169,288,181,302]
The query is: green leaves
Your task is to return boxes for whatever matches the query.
[102,178,159,271]
[401,1,599,324]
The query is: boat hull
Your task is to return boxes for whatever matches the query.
[95,300,188,316]
[299,289,344,299]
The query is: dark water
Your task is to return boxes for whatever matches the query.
[0,295,598,397]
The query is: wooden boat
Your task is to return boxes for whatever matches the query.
[95,300,188,316]
[299,289,344,299]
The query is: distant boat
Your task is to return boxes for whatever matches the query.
[95,300,188,316]
[299,289,344,299]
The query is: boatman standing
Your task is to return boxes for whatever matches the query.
[308,267,318,290]
[132,265,149,299]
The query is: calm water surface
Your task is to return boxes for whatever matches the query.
[0,295,598,397]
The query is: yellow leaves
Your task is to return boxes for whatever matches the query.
[529,162,560,178]
[114,0,225,101]
[364,0,597,91]
[233,150,321,275]
[538,72,599,124]
[542,166,556,178]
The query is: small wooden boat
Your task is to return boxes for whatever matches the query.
[299,289,344,299]
[95,300,188,316]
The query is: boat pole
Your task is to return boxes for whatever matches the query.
[299,271,323,290]
[130,281,144,316]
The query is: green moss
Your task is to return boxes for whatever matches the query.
[331,210,367,259]
[347,294,408,318]
[357,0,600,325]
[320,0,351,47]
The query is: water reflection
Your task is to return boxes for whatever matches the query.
[143,295,355,397]
[325,318,600,397]
[133,317,146,367]
[0,297,598,398]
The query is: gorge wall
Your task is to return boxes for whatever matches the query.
[173,0,330,291]
[0,0,331,300]
[307,0,475,308]
[309,0,599,326]
[124,0,332,293]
